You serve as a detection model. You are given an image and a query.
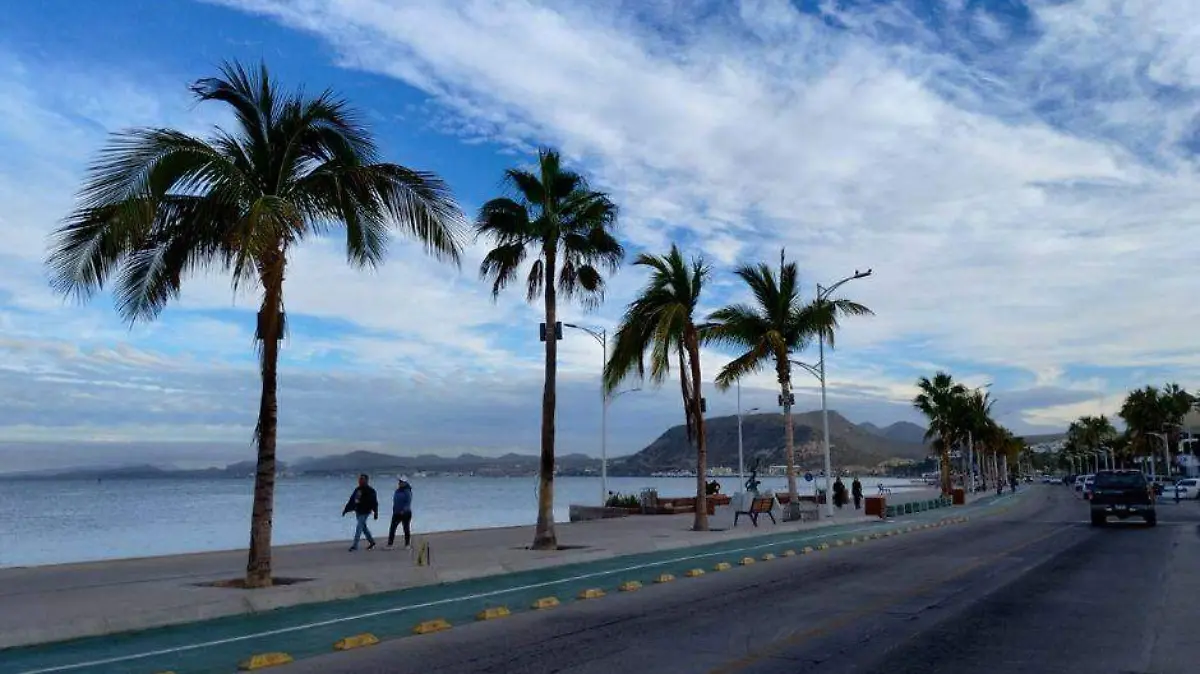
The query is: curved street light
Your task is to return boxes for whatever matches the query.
[562,323,643,504]
[789,267,873,517]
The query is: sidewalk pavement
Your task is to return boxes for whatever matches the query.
[0,489,949,650]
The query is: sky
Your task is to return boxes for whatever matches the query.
[1,0,1197,472]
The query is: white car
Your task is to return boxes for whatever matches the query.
[1074,474,1093,496]
[1172,478,1200,500]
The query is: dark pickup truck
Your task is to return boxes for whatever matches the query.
[1090,469,1156,526]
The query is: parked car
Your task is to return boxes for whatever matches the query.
[1090,470,1156,526]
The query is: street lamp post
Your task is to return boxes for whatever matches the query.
[1148,432,1169,479]
[791,268,873,517]
[563,323,641,505]
[735,379,760,485]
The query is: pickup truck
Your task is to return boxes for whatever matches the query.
[1089,469,1156,526]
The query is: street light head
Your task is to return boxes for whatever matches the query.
[855,269,873,279]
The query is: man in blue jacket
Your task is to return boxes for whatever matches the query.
[342,473,379,551]
[388,477,414,549]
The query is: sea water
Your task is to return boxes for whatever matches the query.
[0,475,919,567]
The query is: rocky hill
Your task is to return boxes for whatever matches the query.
[610,411,931,475]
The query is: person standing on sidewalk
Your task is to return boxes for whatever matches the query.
[851,477,863,510]
[342,474,379,551]
[388,477,414,549]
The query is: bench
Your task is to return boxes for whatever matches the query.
[734,497,777,527]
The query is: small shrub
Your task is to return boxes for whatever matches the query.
[606,493,641,508]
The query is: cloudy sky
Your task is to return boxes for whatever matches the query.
[1,0,1194,472]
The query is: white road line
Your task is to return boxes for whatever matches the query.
[17,502,1005,674]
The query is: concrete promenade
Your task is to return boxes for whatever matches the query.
[0,489,947,650]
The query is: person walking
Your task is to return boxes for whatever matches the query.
[388,477,414,549]
[833,477,847,509]
[851,477,863,510]
[342,473,379,551]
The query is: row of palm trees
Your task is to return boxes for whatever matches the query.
[1059,383,1196,472]
[598,247,872,534]
[44,62,872,585]
[911,371,1025,495]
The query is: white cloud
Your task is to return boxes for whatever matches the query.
[4,1,1200,463]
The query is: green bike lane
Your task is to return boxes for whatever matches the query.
[4,492,1020,674]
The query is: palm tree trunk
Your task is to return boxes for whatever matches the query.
[532,245,558,551]
[776,358,798,513]
[246,257,284,589]
[939,436,952,496]
[686,327,708,531]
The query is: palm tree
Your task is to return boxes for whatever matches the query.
[912,371,969,495]
[604,245,711,531]
[475,148,622,550]
[45,62,465,587]
[705,251,870,512]
[1119,385,1170,469]
[957,388,998,489]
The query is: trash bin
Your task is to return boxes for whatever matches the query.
[952,487,966,505]
[865,496,886,518]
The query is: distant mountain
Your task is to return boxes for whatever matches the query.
[289,451,599,475]
[0,460,285,481]
[612,410,933,476]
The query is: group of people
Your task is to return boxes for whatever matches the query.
[342,474,414,552]
[831,476,865,509]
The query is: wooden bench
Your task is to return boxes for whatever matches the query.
[734,497,777,527]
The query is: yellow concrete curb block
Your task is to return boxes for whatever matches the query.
[817,543,830,550]
[782,549,797,557]
[655,573,676,583]
[619,581,643,592]
[333,633,379,651]
[849,537,859,544]
[238,652,293,670]
[476,606,511,621]
[413,619,452,635]
[578,588,606,600]
[685,568,705,577]
[803,546,815,554]
[834,540,846,547]
[531,597,560,610]
[761,553,776,561]
[739,557,755,566]
[713,562,733,571]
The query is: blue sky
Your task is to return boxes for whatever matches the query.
[1,0,1197,471]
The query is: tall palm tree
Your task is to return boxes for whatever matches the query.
[956,388,997,488]
[705,251,870,511]
[45,62,465,587]
[912,371,969,495]
[1119,385,1170,467]
[604,245,711,531]
[475,148,622,550]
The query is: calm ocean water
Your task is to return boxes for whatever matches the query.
[0,475,920,568]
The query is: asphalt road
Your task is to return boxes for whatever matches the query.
[282,487,1200,674]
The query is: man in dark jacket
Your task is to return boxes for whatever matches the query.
[342,474,379,551]
[388,477,414,549]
